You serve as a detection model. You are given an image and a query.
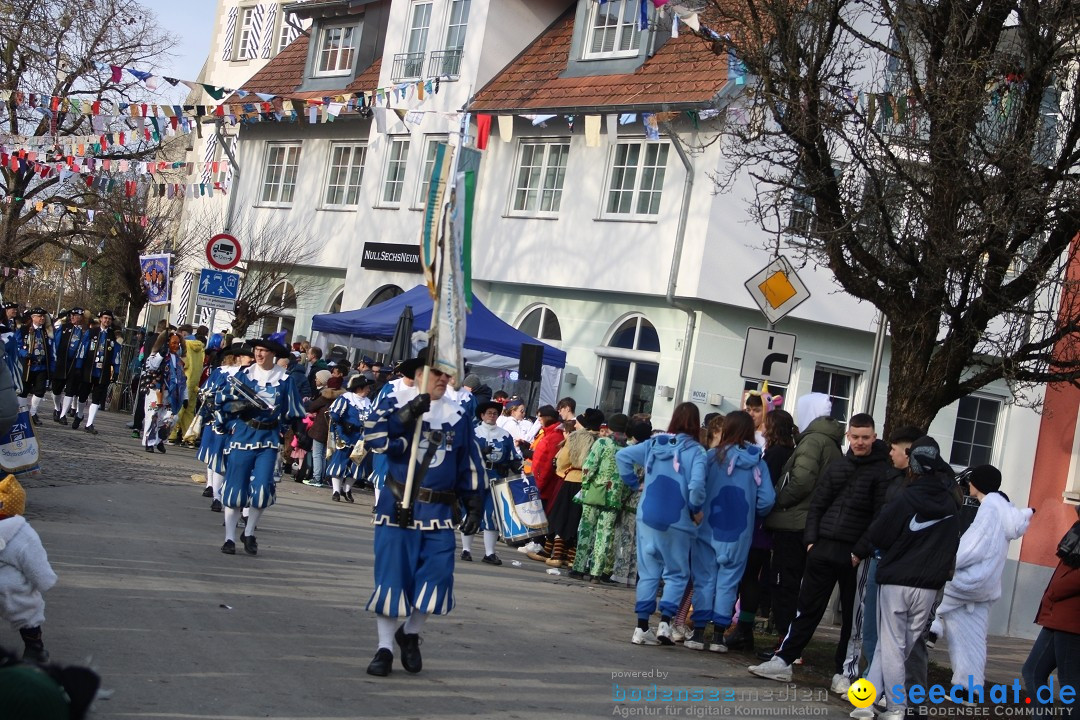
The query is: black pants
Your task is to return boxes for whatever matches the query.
[770,530,809,641]
[737,546,771,616]
[52,374,81,399]
[20,369,47,398]
[132,389,147,428]
[777,539,857,672]
[80,378,108,406]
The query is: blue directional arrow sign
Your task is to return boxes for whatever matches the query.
[195,268,240,311]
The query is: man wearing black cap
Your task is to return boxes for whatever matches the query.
[50,307,88,425]
[71,310,121,434]
[2,303,19,333]
[362,349,485,677]
[214,336,306,556]
[16,308,52,425]
[462,400,522,565]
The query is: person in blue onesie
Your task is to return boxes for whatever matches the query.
[686,411,775,651]
[615,402,707,646]
[363,349,484,677]
[215,336,305,556]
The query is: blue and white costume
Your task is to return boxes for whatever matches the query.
[690,443,775,629]
[140,351,186,448]
[16,323,51,416]
[1,331,21,397]
[473,422,519,533]
[364,383,484,618]
[366,377,409,496]
[50,321,88,420]
[616,433,707,624]
[326,392,371,481]
[216,363,305,511]
[196,365,234,473]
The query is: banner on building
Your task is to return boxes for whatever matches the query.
[139,253,171,305]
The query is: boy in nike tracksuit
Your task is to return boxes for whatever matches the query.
[864,436,960,719]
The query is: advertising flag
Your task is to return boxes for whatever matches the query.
[139,253,171,305]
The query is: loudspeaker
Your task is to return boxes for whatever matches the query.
[519,343,544,382]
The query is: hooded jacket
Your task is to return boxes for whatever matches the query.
[1035,551,1080,634]
[532,420,565,509]
[764,407,844,533]
[616,433,707,535]
[698,443,776,559]
[943,491,1032,603]
[0,515,56,629]
[803,439,893,559]
[183,338,205,392]
[305,387,345,444]
[869,471,960,589]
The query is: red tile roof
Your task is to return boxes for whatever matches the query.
[223,34,383,104]
[469,10,730,114]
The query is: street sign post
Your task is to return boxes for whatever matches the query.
[195,269,240,312]
[744,255,811,325]
[740,328,797,385]
[206,233,242,270]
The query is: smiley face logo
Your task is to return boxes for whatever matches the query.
[847,678,877,708]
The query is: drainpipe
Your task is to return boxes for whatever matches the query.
[215,119,241,233]
[664,127,697,404]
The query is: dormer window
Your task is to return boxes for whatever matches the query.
[584,0,641,59]
[316,24,358,76]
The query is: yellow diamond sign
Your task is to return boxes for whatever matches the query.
[745,256,811,324]
[759,271,798,309]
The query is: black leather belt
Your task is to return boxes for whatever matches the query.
[244,419,278,430]
[385,479,456,506]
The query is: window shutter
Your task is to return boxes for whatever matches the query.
[222,6,238,60]
[247,5,264,60]
[261,3,277,58]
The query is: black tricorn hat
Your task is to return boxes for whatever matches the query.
[249,336,290,358]
[396,346,429,379]
[576,408,606,432]
[98,309,114,319]
[476,400,503,419]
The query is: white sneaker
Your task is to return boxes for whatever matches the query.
[830,674,852,695]
[671,624,690,643]
[707,639,728,653]
[632,627,659,646]
[656,621,675,645]
[748,655,793,682]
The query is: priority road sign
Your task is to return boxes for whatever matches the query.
[195,268,240,311]
[740,328,797,385]
[744,255,811,325]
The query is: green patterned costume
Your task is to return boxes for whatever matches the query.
[572,436,627,577]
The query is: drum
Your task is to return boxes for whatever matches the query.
[491,475,548,547]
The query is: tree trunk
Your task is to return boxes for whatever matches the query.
[881,312,950,437]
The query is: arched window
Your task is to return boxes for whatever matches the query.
[328,289,344,314]
[365,284,403,307]
[596,315,660,416]
[262,280,297,339]
[517,305,562,342]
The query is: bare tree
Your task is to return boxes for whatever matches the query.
[182,207,326,337]
[691,0,1080,431]
[0,0,176,291]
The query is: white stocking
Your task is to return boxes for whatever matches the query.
[211,471,224,500]
[205,468,214,488]
[30,395,41,414]
[376,616,397,651]
[223,508,240,542]
[461,532,474,554]
[244,506,264,536]
[343,478,353,493]
[60,395,73,416]
[483,530,499,557]
[403,611,428,635]
[331,476,342,493]
[86,403,100,426]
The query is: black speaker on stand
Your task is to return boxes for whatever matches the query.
[519,343,544,414]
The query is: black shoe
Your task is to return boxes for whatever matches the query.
[31,413,41,426]
[594,573,618,585]
[71,414,82,430]
[460,550,472,561]
[221,540,236,555]
[366,648,393,677]
[482,554,503,566]
[156,442,166,453]
[343,490,355,503]
[211,499,222,512]
[724,621,755,652]
[67,408,76,418]
[395,625,422,673]
[167,438,178,445]
[332,491,341,502]
[145,445,155,453]
[202,486,214,498]
[568,569,585,579]
[56,415,68,425]
[84,424,98,435]
[21,643,49,664]
[242,534,257,555]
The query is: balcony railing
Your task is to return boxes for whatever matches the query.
[391,52,425,82]
[428,48,463,79]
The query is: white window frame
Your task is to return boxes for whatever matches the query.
[277,13,294,55]
[583,0,642,60]
[445,0,471,50]
[508,140,571,218]
[413,135,449,210]
[323,143,367,208]
[810,365,860,430]
[315,24,358,77]
[260,143,302,206]
[595,315,661,417]
[601,141,670,220]
[949,394,1003,469]
[406,1,433,55]
[381,137,411,207]
[516,304,562,343]
[236,7,258,61]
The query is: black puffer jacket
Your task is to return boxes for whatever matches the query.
[803,440,892,559]
[870,471,960,589]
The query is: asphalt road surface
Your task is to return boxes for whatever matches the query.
[9,408,854,719]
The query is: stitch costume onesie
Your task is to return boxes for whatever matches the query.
[616,433,706,645]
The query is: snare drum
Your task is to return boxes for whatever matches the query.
[491,475,548,547]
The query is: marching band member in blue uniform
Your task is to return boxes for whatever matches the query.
[197,343,253,512]
[73,310,122,435]
[215,337,305,556]
[0,304,21,397]
[363,350,485,677]
[50,307,88,425]
[326,375,373,503]
[16,308,52,426]
[365,362,416,501]
[461,400,522,566]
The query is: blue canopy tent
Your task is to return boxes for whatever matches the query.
[311,285,566,405]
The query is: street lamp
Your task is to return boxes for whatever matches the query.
[55,249,72,317]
